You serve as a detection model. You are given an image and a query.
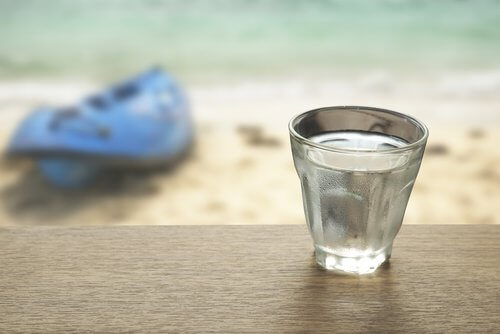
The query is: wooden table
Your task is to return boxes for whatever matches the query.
[1,225,498,333]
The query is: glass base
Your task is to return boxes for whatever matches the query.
[314,245,392,275]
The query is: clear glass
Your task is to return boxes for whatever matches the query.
[289,106,428,274]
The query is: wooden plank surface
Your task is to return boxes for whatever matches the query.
[0,225,499,333]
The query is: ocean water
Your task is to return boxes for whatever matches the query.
[0,0,499,81]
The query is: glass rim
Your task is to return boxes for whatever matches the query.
[288,106,429,155]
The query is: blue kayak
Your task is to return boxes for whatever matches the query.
[7,68,194,187]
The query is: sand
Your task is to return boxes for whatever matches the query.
[0,80,498,226]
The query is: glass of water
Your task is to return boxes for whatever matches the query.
[289,106,428,274]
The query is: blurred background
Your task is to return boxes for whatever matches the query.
[0,0,499,226]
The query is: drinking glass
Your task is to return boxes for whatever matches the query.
[289,106,428,274]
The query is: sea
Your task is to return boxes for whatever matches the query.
[0,0,499,83]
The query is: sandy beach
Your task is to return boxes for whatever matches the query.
[0,79,498,226]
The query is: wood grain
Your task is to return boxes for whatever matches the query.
[0,225,499,333]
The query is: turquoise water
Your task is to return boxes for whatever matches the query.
[0,0,499,82]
